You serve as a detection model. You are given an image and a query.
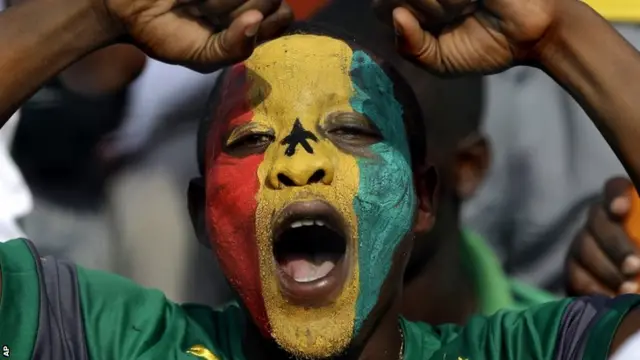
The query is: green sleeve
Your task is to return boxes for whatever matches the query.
[425,295,640,360]
[77,266,222,359]
[0,239,41,359]
[434,299,573,360]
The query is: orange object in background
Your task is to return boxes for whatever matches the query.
[624,187,640,247]
[287,0,331,19]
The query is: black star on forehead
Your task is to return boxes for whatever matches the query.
[281,119,318,157]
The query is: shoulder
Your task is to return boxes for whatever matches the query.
[413,296,640,360]
[0,239,245,359]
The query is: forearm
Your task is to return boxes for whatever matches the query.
[58,45,147,96]
[0,0,111,122]
[538,2,640,187]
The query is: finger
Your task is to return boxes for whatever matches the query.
[575,230,626,291]
[198,0,280,30]
[392,7,442,69]
[566,259,616,297]
[228,0,281,19]
[407,0,470,25]
[201,10,263,71]
[588,204,640,275]
[256,1,293,42]
[604,176,634,219]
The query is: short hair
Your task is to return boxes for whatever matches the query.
[196,22,426,176]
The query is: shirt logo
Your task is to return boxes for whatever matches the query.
[186,345,219,360]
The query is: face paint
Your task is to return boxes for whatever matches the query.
[349,51,416,332]
[281,119,318,156]
[205,63,270,334]
[204,35,416,358]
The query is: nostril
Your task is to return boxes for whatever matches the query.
[308,170,325,184]
[277,174,296,187]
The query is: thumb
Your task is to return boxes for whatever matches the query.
[392,7,441,70]
[201,10,263,72]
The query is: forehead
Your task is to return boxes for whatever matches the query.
[218,35,360,124]
[209,34,408,150]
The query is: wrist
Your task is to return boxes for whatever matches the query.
[532,0,603,69]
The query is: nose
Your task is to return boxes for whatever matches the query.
[268,154,335,188]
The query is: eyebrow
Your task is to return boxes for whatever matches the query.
[324,111,377,128]
[225,122,273,146]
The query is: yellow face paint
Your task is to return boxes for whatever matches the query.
[246,35,361,358]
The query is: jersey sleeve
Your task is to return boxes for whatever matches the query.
[432,295,640,360]
[0,239,42,359]
[0,238,217,360]
[76,261,215,359]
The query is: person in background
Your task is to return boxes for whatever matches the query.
[462,0,640,293]
[9,41,146,271]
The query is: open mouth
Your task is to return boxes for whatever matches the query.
[272,200,349,306]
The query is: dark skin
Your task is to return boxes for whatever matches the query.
[403,132,490,325]
[2,0,640,356]
[7,0,147,96]
[566,177,640,297]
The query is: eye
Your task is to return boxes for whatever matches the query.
[226,133,275,152]
[328,125,382,143]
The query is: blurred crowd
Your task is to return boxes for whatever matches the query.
[1,0,639,310]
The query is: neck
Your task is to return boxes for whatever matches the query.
[401,204,478,325]
[245,300,404,360]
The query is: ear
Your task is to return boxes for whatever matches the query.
[413,164,438,234]
[454,134,490,200]
[188,177,212,249]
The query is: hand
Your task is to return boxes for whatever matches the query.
[566,177,640,297]
[372,0,574,75]
[95,0,293,72]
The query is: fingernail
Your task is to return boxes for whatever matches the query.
[610,196,631,214]
[245,23,260,37]
[620,281,639,294]
[622,255,640,275]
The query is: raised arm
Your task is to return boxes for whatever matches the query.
[372,0,640,355]
[538,3,640,188]
[0,0,108,122]
[0,0,293,125]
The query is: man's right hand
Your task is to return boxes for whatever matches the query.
[566,177,640,296]
[95,0,293,72]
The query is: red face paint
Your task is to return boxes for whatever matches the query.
[205,63,270,335]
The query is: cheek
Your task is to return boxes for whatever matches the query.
[353,144,416,327]
[205,152,271,333]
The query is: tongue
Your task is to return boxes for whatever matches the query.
[282,254,336,283]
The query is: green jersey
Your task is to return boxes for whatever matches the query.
[1,239,638,360]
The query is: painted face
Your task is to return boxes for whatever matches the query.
[205,35,416,358]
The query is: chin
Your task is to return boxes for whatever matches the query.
[255,197,361,358]
[270,306,355,358]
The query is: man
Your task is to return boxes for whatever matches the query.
[462,0,640,293]
[1,1,640,360]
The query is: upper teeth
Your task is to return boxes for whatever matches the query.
[290,219,325,228]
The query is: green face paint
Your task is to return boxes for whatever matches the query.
[349,50,417,332]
